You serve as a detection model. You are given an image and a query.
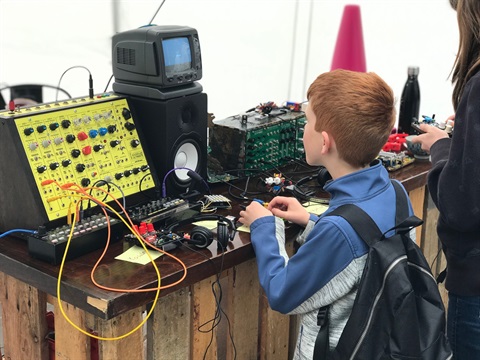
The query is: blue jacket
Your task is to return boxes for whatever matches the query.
[249,161,414,359]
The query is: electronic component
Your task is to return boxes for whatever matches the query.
[209,111,306,175]
[25,214,124,264]
[203,194,232,209]
[0,93,155,233]
[126,197,201,225]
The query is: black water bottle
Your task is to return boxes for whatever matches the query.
[398,66,420,134]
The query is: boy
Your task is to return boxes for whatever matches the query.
[238,69,415,359]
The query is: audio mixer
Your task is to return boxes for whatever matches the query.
[0,93,157,261]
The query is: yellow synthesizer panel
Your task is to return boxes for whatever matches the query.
[0,94,155,221]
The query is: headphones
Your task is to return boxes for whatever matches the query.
[166,214,236,249]
[296,166,332,189]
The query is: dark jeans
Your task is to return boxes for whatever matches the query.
[447,292,480,360]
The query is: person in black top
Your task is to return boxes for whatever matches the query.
[412,0,480,358]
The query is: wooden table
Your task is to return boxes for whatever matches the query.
[0,160,438,360]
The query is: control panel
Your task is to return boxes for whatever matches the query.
[0,93,155,231]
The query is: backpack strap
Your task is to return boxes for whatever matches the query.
[312,180,417,359]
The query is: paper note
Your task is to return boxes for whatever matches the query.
[303,202,329,215]
[115,246,163,265]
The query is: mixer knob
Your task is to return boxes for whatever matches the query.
[54,137,64,145]
[37,165,47,174]
[107,125,117,134]
[62,159,72,167]
[124,170,133,177]
[125,122,136,131]
[81,178,91,187]
[71,149,81,158]
[130,139,140,148]
[93,144,104,152]
[122,108,132,120]
[110,140,120,148]
[61,120,71,128]
[24,127,34,136]
[37,125,47,133]
[29,142,39,151]
[115,173,124,180]
[66,134,76,143]
[49,162,60,170]
[98,127,108,136]
[49,123,59,131]
[76,164,86,172]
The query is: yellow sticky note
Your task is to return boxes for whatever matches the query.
[115,246,163,265]
[303,203,329,216]
[193,220,218,230]
[236,224,250,233]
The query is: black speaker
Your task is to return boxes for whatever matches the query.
[127,92,208,197]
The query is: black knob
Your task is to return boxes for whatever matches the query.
[37,125,47,133]
[37,165,47,174]
[141,165,150,172]
[124,122,136,131]
[132,167,141,175]
[81,178,91,187]
[122,108,132,120]
[66,134,76,143]
[107,125,117,134]
[49,123,59,131]
[130,139,140,148]
[61,120,71,128]
[93,144,104,152]
[110,140,120,147]
[62,159,72,167]
[124,170,132,177]
[71,149,81,158]
[115,173,123,180]
[24,127,34,136]
[49,162,60,170]
[76,164,86,172]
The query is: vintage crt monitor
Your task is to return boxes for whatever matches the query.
[112,25,203,99]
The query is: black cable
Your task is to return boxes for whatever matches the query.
[55,65,93,101]
[181,243,237,360]
[104,74,114,93]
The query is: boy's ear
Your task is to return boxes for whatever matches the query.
[320,131,333,154]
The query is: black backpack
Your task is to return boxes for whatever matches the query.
[313,181,452,360]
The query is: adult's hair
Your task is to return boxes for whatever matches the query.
[307,69,395,168]
[449,0,480,109]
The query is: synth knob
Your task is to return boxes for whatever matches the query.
[42,139,51,148]
[93,144,104,152]
[141,165,150,172]
[130,139,140,148]
[124,169,133,177]
[132,167,141,175]
[29,142,39,151]
[107,125,117,134]
[110,140,120,148]
[122,107,132,120]
[114,173,124,180]
[66,134,76,143]
[37,125,47,133]
[37,165,47,174]
[89,129,99,138]
[76,163,86,172]
[24,127,34,136]
[124,122,136,131]
[71,149,81,158]
[62,159,72,167]
[49,123,59,131]
[81,178,91,187]
[98,127,108,136]
[61,120,71,128]
[77,131,88,141]
[49,162,60,170]
[54,137,64,145]
[82,146,92,155]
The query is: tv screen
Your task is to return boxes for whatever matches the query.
[163,37,192,76]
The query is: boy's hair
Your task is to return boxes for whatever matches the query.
[307,69,396,168]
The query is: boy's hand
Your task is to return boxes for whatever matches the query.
[238,201,273,227]
[267,196,310,227]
